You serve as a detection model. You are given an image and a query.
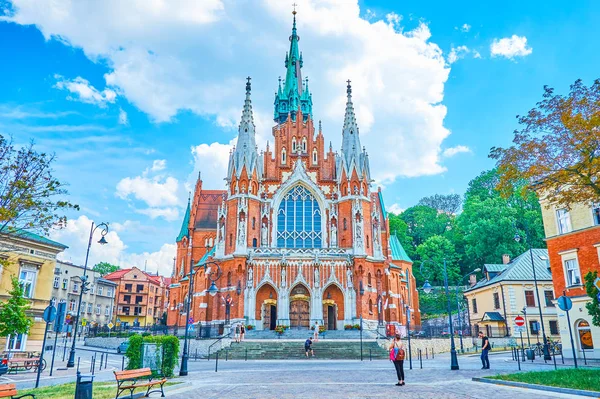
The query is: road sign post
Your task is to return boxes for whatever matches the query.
[107,322,114,338]
[36,305,56,388]
[558,294,578,368]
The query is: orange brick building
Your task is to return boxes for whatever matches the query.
[167,12,420,332]
[104,267,169,327]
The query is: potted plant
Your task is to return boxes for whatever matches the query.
[353,324,361,330]
[246,325,254,331]
[319,325,326,333]
[344,324,352,330]
[275,325,286,336]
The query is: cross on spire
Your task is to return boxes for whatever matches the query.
[292,2,298,14]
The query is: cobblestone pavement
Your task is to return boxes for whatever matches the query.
[165,352,589,399]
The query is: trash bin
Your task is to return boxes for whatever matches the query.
[75,371,94,399]
[526,349,535,361]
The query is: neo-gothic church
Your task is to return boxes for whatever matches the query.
[167,12,420,332]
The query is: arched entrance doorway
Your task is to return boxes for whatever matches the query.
[290,284,310,329]
[577,319,594,352]
[323,284,344,330]
[256,284,278,330]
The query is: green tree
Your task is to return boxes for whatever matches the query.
[415,235,460,286]
[387,213,415,259]
[0,276,33,339]
[400,205,452,248]
[584,271,600,327]
[417,194,462,214]
[0,136,78,234]
[93,262,120,277]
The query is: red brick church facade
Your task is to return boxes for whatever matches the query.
[167,12,420,332]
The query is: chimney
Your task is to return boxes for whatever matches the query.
[469,274,477,287]
[502,254,510,265]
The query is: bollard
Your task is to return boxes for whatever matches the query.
[62,343,67,362]
[100,353,104,371]
[121,357,125,371]
[195,349,198,361]
[77,357,80,373]
[105,353,108,369]
[207,349,211,361]
[425,348,428,360]
[560,350,564,364]
[245,348,248,361]
[226,350,228,361]
[552,349,557,370]
[369,349,372,361]
[516,347,521,371]
[215,352,219,372]
[432,349,434,359]
[582,348,587,365]
[90,356,94,373]
[419,349,422,369]
[92,356,96,375]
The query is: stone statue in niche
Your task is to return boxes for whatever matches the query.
[355,222,362,240]
[353,185,359,195]
[314,267,320,288]
[247,267,253,287]
[281,267,286,288]
[219,224,225,242]
[238,218,246,245]
[330,223,337,247]
[261,222,268,246]
[346,267,353,287]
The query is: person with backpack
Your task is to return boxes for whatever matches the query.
[388,334,405,386]
[305,337,315,358]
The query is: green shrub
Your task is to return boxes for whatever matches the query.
[124,335,180,378]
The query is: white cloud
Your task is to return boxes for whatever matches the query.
[54,75,117,107]
[50,215,176,276]
[150,159,167,172]
[116,174,180,207]
[189,140,234,189]
[136,207,180,222]
[472,50,481,59]
[8,0,455,182]
[490,35,532,59]
[448,45,470,64]
[118,108,128,125]
[442,145,472,158]
[388,203,405,214]
[460,23,470,32]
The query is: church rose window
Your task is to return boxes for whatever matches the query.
[277,185,322,248]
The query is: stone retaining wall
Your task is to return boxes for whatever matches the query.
[85,337,128,349]
[378,337,475,356]
[85,336,232,357]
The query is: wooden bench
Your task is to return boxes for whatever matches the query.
[0,383,36,399]
[6,358,45,374]
[114,368,166,398]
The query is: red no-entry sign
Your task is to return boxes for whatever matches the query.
[514,316,525,327]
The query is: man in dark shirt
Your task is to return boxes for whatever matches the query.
[305,337,314,358]
[478,331,490,369]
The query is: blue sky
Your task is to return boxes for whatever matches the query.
[1,0,598,275]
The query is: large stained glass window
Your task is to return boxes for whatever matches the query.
[277,185,322,248]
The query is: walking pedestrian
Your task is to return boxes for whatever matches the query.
[234,323,241,343]
[313,321,320,342]
[305,337,315,358]
[388,334,405,386]
[479,331,490,369]
[240,323,246,342]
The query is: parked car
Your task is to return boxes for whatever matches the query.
[0,358,7,376]
[117,341,129,354]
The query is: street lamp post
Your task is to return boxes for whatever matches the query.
[180,259,222,376]
[521,307,531,346]
[67,222,109,368]
[458,269,481,353]
[421,258,459,370]
[515,229,551,360]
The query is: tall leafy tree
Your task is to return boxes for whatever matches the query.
[0,277,33,339]
[584,271,600,327]
[415,235,460,286]
[490,79,600,208]
[0,136,78,234]
[93,262,120,277]
[387,213,415,259]
[418,194,462,214]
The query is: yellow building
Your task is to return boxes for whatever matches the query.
[0,229,67,352]
[464,249,560,342]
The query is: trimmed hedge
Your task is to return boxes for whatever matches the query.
[125,335,180,377]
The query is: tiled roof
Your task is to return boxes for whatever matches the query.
[389,234,412,263]
[176,199,191,242]
[103,269,129,280]
[1,227,68,249]
[195,246,216,266]
[484,264,508,273]
[378,190,386,220]
[465,248,551,292]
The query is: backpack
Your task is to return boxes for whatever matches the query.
[396,348,406,361]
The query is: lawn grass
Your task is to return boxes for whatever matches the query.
[18,380,181,399]
[489,368,600,392]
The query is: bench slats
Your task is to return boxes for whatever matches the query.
[0,383,19,398]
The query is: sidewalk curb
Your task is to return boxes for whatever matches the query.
[472,377,600,398]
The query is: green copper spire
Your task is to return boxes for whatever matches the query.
[176,196,191,242]
[274,9,313,123]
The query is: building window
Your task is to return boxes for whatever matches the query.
[564,259,582,287]
[281,148,287,164]
[87,303,92,313]
[6,334,26,351]
[312,150,317,164]
[471,298,478,314]
[50,297,56,307]
[368,299,373,314]
[549,320,559,335]
[525,290,536,307]
[577,320,594,350]
[252,238,257,248]
[95,305,101,315]
[107,287,114,297]
[136,284,144,293]
[593,202,600,225]
[90,284,95,294]
[19,267,37,299]
[69,300,76,311]
[367,273,372,286]
[53,277,60,289]
[343,218,347,231]
[556,208,572,234]
[125,284,132,292]
[62,279,68,290]
[252,217,256,230]
[302,138,307,152]
[72,282,79,293]
[544,291,555,307]
[98,286,103,296]
[276,185,322,248]
[493,292,500,309]
[81,301,86,312]
[292,138,296,152]
[105,306,110,317]
[530,320,540,335]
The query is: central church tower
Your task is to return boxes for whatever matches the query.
[167,10,420,333]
